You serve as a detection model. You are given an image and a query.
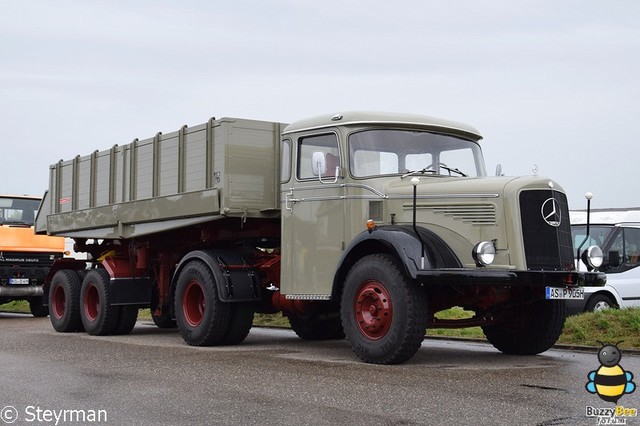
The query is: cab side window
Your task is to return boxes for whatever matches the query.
[624,228,640,265]
[297,133,340,180]
[281,138,292,183]
[607,227,640,271]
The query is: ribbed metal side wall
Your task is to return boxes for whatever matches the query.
[519,190,574,271]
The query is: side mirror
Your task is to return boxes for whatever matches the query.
[608,250,621,268]
[311,151,326,177]
[495,164,504,176]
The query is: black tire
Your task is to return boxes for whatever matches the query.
[113,306,139,335]
[340,254,427,364]
[151,282,177,328]
[220,303,254,345]
[80,269,119,335]
[49,269,84,332]
[482,299,566,355]
[287,313,345,340]
[29,296,49,317]
[152,310,177,328]
[585,294,616,312]
[174,260,231,346]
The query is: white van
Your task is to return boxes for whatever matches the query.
[568,208,640,314]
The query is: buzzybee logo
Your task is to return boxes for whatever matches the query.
[585,342,637,425]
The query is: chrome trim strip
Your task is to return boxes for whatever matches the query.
[285,294,331,301]
[393,193,500,200]
[281,183,387,198]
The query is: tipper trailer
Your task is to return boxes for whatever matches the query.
[35,112,605,364]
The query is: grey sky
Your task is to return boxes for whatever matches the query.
[1,1,638,209]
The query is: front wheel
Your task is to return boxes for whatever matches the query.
[340,254,427,364]
[29,296,49,317]
[482,299,566,355]
[585,294,616,312]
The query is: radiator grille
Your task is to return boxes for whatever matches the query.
[519,190,574,270]
[0,251,59,267]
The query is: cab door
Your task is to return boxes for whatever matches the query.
[280,132,344,297]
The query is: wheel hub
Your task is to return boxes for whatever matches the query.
[354,280,392,340]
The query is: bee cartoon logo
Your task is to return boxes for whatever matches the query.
[586,341,636,403]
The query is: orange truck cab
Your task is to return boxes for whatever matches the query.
[0,194,65,316]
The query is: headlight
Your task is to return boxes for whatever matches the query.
[472,241,496,267]
[581,245,603,271]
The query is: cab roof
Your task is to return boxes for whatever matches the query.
[283,111,482,141]
[0,194,41,200]
[570,208,640,226]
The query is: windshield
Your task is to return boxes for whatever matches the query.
[349,129,486,178]
[571,225,613,253]
[0,196,40,226]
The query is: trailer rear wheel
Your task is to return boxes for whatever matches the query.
[49,269,84,332]
[482,299,566,355]
[220,303,254,345]
[341,254,427,364]
[174,260,231,346]
[80,269,119,335]
[113,306,139,335]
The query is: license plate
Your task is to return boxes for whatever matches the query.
[9,278,30,285]
[545,287,584,300]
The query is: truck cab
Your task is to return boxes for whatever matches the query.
[0,194,65,316]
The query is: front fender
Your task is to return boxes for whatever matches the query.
[332,225,461,299]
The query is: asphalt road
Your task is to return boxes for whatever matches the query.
[1,313,639,426]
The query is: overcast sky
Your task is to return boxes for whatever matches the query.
[1,1,638,209]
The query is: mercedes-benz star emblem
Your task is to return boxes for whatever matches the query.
[541,198,561,227]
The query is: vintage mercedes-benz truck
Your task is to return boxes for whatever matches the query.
[35,112,605,364]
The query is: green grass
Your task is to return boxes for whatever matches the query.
[559,308,640,350]
[0,300,30,313]
[4,300,639,350]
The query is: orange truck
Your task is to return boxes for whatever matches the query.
[0,194,65,316]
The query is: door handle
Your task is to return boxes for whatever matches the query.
[285,191,300,212]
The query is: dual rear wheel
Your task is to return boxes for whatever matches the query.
[49,269,138,335]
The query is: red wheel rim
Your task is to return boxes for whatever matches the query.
[84,283,100,322]
[183,280,205,327]
[51,285,66,319]
[354,280,393,340]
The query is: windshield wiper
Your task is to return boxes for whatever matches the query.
[0,220,32,227]
[401,162,467,179]
[439,164,468,177]
[401,167,438,179]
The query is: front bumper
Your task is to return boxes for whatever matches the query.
[0,284,43,298]
[415,269,606,288]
